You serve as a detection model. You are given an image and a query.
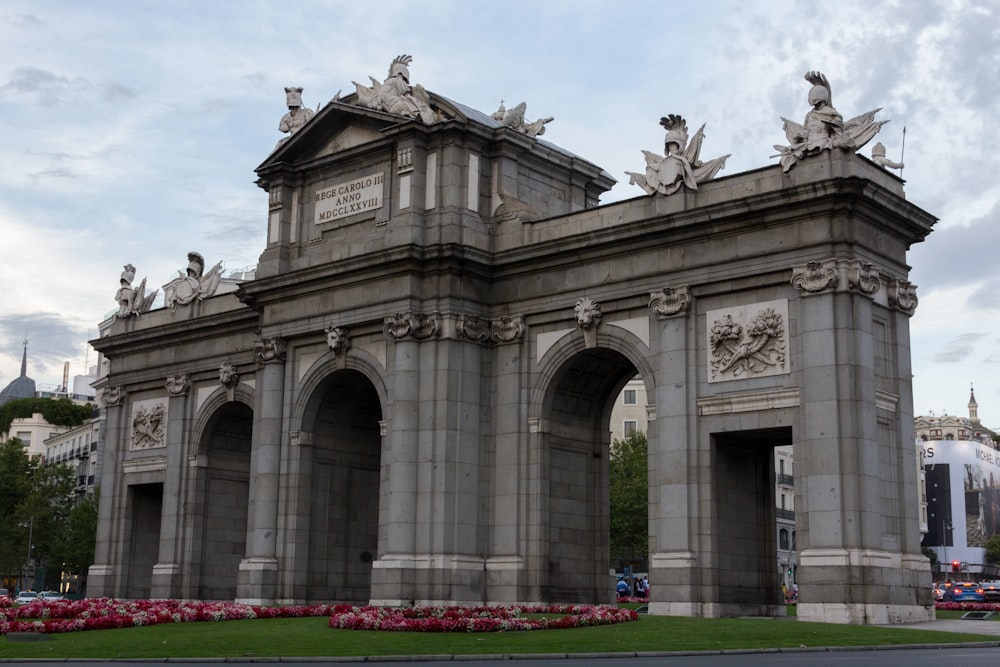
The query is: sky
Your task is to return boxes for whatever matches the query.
[1,0,998,422]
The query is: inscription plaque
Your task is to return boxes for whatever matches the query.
[315,172,384,223]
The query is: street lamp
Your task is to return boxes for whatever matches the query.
[18,517,33,592]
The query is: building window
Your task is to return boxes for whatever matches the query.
[779,459,785,475]
[15,432,30,447]
[779,529,789,550]
[780,493,786,510]
[623,389,637,405]
[623,421,637,438]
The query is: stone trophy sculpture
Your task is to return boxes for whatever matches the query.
[626,114,730,196]
[492,100,553,137]
[352,54,439,125]
[162,251,223,310]
[114,263,158,319]
[279,86,315,136]
[773,71,887,173]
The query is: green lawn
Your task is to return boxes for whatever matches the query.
[1,612,996,660]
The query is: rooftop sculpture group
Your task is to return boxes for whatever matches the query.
[772,71,887,173]
[492,100,553,137]
[114,264,158,319]
[626,114,730,196]
[353,54,441,125]
[162,252,223,311]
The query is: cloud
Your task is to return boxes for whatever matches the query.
[934,333,987,363]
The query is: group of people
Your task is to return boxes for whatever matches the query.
[616,575,650,600]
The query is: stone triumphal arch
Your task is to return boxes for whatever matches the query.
[90,60,935,624]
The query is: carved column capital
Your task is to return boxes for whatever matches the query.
[254,337,287,366]
[649,286,691,318]
[791,259,839,294]
[791,257,883,299]
[491,314,525,345]
[888,278,918,315]
[457,313,526,346]
[165,374,190,396]
[384,312,440,341]
[101,385,123,407]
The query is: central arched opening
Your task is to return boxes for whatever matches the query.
[542,347,640,603]
[197,401,253,600]
[306,369,383,603]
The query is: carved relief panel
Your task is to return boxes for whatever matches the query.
[707,299,789,383]
[129,398,168,450]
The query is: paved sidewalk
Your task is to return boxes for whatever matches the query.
[888,618,1000,637]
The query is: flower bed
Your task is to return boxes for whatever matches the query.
[328,604,638,632]
[935,601,1000,612]
[0,598,637,635]
[0,598,332,635]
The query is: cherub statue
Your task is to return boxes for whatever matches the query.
[353,55,439,125]
[115,263,158,319]
[162,251,223,310]
[626,114,730,196]
[773,71,888,173]
[494,100,553,137]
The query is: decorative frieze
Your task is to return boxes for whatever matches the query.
[254,337,287,366]
[165,374,190,396]
[384,312,440,341]
[490,314,525,344]
[707,300,788,382]
[649,286,691,318]
[129,400,167,450]
[456,314,490,344]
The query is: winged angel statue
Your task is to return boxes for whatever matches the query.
[626,115,730,196]
[773,71,887,172]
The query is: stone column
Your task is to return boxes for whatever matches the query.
[645,286,699,617]
[236,337,286,604]
[486,315,529,603]
[791,259,933,624]
[151,374,191,598]
[370,321,420,605]
[87,384,125,597]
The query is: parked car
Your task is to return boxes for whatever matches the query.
[941,583,985,603]
[933,584,945,601]
[39,591,64,601]
[980,581,1000,602]
[0,588,8,599]
[15,591,37,604]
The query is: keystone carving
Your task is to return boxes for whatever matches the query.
[574,298,602,330]
[325,326,352,355]
[219,362,239,389]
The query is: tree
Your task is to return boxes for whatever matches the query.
[0,397,93,435]
[986,535,1000,566]
[52,490,98,594]
[610,431,648,569]
[0,439,33,585]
